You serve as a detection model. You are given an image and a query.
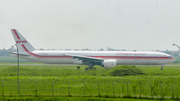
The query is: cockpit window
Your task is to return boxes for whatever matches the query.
[169,56,171,58]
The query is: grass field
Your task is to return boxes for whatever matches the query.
[0,97,174,101]
[0,64,180,101]
[0,97,176,101]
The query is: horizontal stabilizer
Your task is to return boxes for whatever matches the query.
[8,52,30,56]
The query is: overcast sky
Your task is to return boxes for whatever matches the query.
[0,0,180,51]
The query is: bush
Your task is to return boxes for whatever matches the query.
[108,65,146,76]
[77,66,80,69]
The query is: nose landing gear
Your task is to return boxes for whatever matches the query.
[160,65,163,70]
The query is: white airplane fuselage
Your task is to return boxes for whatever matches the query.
[10,29,175,69]
[16,50,174,65]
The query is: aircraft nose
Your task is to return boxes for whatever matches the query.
[170,57,175,63]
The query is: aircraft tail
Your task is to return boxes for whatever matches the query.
[11,29,35,52]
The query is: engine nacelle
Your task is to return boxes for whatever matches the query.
[101,59,117,68]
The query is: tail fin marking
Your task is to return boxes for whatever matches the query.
[12,29,20,39]
[11,29,35,52]
[11,29,69,59]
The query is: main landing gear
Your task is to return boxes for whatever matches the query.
[85,62,96,70]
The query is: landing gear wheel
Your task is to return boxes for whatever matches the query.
[85,62,95,70]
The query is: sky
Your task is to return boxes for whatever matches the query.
[0,0,180,51]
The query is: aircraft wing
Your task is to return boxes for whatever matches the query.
[65,54,103,62]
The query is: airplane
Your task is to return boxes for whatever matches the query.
[9,29,175,70]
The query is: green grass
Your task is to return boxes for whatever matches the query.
[0,65,179,76]
[0,65,180,100]
[0,56,179,100]
[0,97,169,101]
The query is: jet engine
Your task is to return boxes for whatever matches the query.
[101,59,117,68]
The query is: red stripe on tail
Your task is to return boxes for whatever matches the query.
[12,29,20,39]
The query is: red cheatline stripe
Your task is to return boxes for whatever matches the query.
[21,44,173,60]
[12,29,20,39]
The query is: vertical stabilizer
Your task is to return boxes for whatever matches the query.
[11,29,35,52]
